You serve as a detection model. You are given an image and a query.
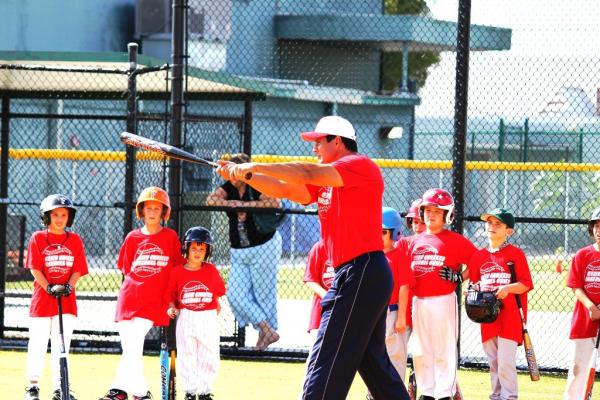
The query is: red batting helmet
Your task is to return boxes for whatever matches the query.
[419,188,455,224]
[136,186,171,221]
[405,199,422,228]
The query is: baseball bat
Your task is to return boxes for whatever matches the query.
[452,382,464,400]
[407,360,417,400]
[584,327,600,400]
[160,327,169,400]
[508,262,540,381]
[167,319,177,400]
[55,287,70,400]
[120,132,252,179]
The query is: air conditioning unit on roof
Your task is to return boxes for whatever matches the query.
[135,0,171,38]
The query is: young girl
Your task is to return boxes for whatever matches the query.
[468,208,533,400]
[563,207,600,400]
[100,187,185,400]
[166,226,226,400]
[24,194,89,400]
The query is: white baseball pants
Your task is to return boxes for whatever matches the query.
[563,337,596,400]
[177,308,220,395]
[482,337,518,400]
[26,314,76,390]
[385,309,411,383]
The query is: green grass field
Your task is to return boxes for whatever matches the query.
[1,350,570,399]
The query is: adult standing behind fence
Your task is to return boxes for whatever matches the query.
[206,153,282,351]
[215,116,409,400]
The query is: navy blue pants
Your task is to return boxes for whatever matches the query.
[301,251,409,400]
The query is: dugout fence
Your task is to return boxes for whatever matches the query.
[1,0,600,375]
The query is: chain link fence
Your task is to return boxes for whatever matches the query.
[2,0,600,373]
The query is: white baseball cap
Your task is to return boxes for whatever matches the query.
[300,116,356,142]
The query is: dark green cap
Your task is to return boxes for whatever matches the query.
[480,208,515,228]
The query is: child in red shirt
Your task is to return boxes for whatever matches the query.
[467,208,533,400]
[563,207,600,400]
[166,227,226,400]
[100,187,185,400]
[24,194,89,400]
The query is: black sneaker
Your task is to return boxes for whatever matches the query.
[24,386,40,400]
[51,389,77,400]
[197,394,214,400]
[184,394,197,400]
[99,388,128,400]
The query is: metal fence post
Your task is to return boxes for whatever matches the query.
[0,94,9,338]
[123,42,138,237]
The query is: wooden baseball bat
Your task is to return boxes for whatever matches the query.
[507,262,540,381]
[407,358,417,400]
[160,327,169,400]
[120,132,252,179]
[584,327,600,400]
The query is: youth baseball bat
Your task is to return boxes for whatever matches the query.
[508,262,540,381]
[452,382,464,400]
[167,319,177,400]
[584,327,600,400]
[160,327,169,400]
[55,287,70,400]
[407,360,417,400]
[120,132,252,179]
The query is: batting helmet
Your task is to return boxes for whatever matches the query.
[419,188,455,224]
[382,206,402,241]
[183,226,213,260]
[465,287,501,323]
[135,186,171,221]
[588,206,600,236]
[405,199,422,228]
[39,194,76,227]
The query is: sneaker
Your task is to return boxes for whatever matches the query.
[51,389,78,400]
[24,386,40,400]
[99,388,128,400]
[132,392,153,400]
[184,394,197,400]
[197,394,214,400]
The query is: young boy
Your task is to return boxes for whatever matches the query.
[100,186,185,400]
[563,206,600,400]
[303,240,334,337]
[382,206,415,383]
[166,226,226,400]
[403,188,477,400]
[24,194,89,400]
[467,208,533,400]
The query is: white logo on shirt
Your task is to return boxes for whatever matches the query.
[317,187,333,216]
[180,280,213,310]
[479,262,511,291]
[411,244,444,277]
[132,243,169,278]
[43,245,74,279]
[584,261,600,295]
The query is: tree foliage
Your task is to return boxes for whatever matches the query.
[381,0,441,93]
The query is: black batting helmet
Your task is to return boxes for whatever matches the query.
[39,194,76,227]
[465,287,501,323]
[588,206,600,236]
[183,226,213,260]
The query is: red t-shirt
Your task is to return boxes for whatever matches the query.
[25,231,89,317]
[303,241,334,332]
[306,154,383,268]
[567,244,600,339]
[165,263,226,312]
[467,245,533,344]
[395,236,418,328]
[115,227,185,326]
[407,230,476,297]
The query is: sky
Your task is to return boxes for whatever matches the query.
[416,0,600,118]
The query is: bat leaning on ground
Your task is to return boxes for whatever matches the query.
[168,319,177,400]
[160,327,169,400]
[507,262,540,381]
[407,358,417,400]
[584,327,600,400]
[120,132,252,179]
[55,286,70,400]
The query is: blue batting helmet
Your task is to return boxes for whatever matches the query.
[382,206,402,240]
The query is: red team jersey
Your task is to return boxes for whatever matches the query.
[303,241,335,331]
[165,263,226,312]
[567,244,600,339]
[468,244,533,344]
[115,227,185,326]
[407,230,477,298]
[26,231,89,317]
[394,236,418,328]
[306,154,383,268]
